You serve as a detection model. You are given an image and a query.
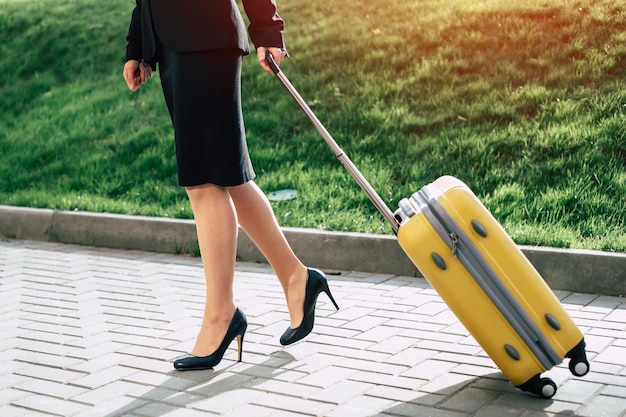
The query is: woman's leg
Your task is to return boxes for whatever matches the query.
[185,184,238,357]
[228,181,308,328]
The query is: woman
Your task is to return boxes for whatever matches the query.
[123,0,338,371]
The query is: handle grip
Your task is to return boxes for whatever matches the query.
[265,51,281,75]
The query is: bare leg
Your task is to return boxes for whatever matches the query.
[185,184,238,357]
[228,181,308,328]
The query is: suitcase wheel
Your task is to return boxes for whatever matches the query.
[566,339,590,377]
[569,359,590,377]
[539,378,558,399]
[517,374,558,399]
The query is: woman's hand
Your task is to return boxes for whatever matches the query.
[257,47,287,73]
[123,59,152,91]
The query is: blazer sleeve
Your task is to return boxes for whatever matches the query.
[125,0,157,70]
[242,0,286,50]
[125,0,143,62]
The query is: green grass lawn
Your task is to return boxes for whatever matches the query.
[1,0,625,252]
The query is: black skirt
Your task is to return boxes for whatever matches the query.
[157,44,255,187]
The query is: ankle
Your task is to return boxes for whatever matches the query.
[202,305,237,326]
[288,265,308,286]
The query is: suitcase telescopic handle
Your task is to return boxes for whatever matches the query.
[265,52,399,233]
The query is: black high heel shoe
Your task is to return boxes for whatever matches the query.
[174,308,247,370]
[280,268,339,346]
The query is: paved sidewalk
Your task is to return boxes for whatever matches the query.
[1,239,625,417]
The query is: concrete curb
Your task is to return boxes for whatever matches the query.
[1,205,624,296]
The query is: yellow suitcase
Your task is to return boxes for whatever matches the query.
[267,53,589,398]
[394,176,589,398]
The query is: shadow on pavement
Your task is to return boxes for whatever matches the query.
[99,350,297,417]
[375,372,576,417]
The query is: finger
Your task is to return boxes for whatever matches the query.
[130,77,140,91]
[141,64,152,84]
[133,72,141,88]
[141,60,152,79]
[144,63,152,79]
[138,64,147,84]
[269,48,286,64]
[260,61,271,73]
[124,60,141,91]
[124,71,138,91]
[257,47,271,72]
[258,47,286,73]
[131,71,141,90]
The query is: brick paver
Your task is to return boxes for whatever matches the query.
[1,239,625,417]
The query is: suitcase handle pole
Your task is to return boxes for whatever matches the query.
[265,52,399,233]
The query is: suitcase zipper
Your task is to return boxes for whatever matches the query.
[449,233,459,257]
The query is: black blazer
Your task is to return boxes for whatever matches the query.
[126,0,285,67]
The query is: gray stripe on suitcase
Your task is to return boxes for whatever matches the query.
[412,186,562,370]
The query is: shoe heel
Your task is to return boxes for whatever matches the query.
[235,318,247,363]
[323,282,340,310]
[236,333,244,362]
